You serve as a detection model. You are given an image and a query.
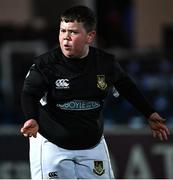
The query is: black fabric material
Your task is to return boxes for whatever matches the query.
[21,46,155,149]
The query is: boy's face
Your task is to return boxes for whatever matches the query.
[59,20,96,58]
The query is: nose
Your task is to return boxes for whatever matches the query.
[63,32,71,40]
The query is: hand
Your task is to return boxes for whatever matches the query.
[21,119,39,138]
[148,112,169,141]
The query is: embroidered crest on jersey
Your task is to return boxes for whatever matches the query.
[55,79,69,89]
[97,75,107,90]
[93,160,105,176]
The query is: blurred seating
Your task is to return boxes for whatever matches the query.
[103,55,173,127]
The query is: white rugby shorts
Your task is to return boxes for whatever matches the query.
[29,133,115,179]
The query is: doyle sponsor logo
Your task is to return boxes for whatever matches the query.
[55,79,69,89]
[56,100,100,110]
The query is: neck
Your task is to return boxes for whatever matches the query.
[79,46,89,59]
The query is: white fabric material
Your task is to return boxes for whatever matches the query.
[29,133,115,179]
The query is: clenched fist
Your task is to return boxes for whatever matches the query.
[21,119,39,138]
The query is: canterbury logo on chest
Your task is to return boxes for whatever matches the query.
[54,74,108,90]
[55,79,69,89]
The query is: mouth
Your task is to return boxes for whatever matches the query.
[64,44,71,50]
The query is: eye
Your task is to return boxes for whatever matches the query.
[70,30,78,35]
[60,29,66,33]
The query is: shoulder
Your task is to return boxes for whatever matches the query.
[34,47,62,67]
[89,46,116,66]
[90,46,115,60]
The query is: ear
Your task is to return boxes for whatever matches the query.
[87,31,96,44]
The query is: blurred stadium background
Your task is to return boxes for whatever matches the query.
[0,0,173,178]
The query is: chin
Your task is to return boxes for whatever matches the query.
[62,50,71,57]
[63,53,74,58]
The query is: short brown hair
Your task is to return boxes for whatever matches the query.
[60,5,96,32]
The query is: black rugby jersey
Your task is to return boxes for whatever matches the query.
[21,46,154,149]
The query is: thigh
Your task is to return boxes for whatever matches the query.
[30,133,77,179]
[29,133,44,179]
[42,140,77,179]
[75,137,115,179]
